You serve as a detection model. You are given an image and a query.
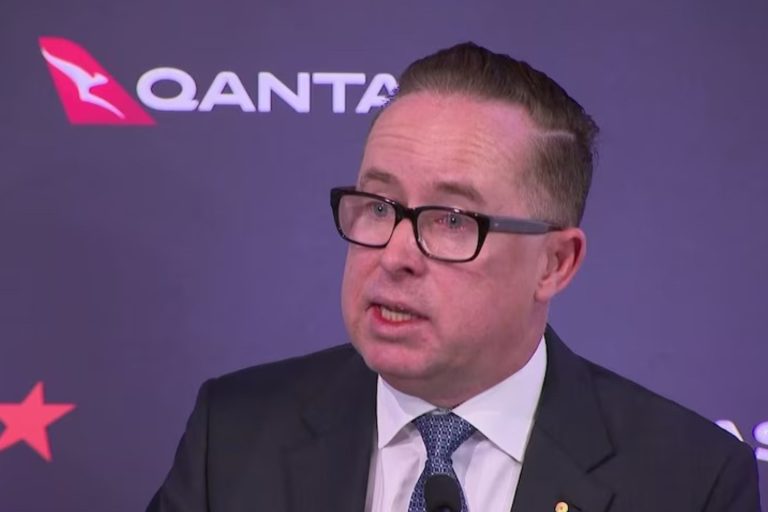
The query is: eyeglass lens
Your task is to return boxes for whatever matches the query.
[337,194,480,260]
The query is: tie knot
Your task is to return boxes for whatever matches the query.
[412,412,476,463]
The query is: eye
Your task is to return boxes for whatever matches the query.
[436,213,466,229]
[367,201,391,218]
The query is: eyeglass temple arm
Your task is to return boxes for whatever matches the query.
[489,216,560,234]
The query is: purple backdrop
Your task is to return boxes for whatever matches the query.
[1,1,766,510]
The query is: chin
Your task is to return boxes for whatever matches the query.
[353,337,437,382]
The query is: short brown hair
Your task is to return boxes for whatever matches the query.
[385,42,598,227]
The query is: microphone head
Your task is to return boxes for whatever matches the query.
[424,473,462,512]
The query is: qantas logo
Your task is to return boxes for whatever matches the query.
[39,36,397,126]
[39,37,155,125]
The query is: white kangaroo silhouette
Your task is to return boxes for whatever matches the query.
[41,48,126,119]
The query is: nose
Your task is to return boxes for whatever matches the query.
[379,217,427,277]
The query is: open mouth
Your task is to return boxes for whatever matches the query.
[373,303,424,323]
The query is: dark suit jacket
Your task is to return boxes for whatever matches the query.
[147,327,761,511]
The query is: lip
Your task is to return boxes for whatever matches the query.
[364,297,429,337]
[367,306,427,335]
[367,297,427,319]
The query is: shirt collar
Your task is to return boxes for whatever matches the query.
[376,335,547,463]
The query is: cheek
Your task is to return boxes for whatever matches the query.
[451,281,508,328]
[340,260,358,317]
[437,245,538,327]
[341,249,374,318]
[484,237,543,286]
[430,271,501,333]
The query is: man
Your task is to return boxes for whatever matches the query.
[147,43,761,511]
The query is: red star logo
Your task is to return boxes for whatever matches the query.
[0,382,75,462]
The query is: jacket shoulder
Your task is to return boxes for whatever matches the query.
[580,356,755,486]
[585,357,737,445]
[205,343,363,408]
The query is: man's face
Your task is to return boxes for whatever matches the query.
[341,92,552,404]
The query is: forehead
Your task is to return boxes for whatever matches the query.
[358,93,537,207]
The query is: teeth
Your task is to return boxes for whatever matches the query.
[380,305,415,322]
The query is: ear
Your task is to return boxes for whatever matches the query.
[534,227,586,302]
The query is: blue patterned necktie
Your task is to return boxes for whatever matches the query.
[408,411,476,512]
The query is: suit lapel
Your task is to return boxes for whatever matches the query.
[285,350,377,512]
[282,329,615,512]
[512,327,615,512]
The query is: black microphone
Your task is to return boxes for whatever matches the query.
[424,473,462,512]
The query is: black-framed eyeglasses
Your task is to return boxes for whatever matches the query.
[330,186,562,263]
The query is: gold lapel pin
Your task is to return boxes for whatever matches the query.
[555,502,569,512]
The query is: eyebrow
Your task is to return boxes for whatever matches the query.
[358,168,485,207]
[358,168,398,188]
[431,180,485,207]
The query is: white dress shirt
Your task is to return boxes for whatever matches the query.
[365,337,547,512]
